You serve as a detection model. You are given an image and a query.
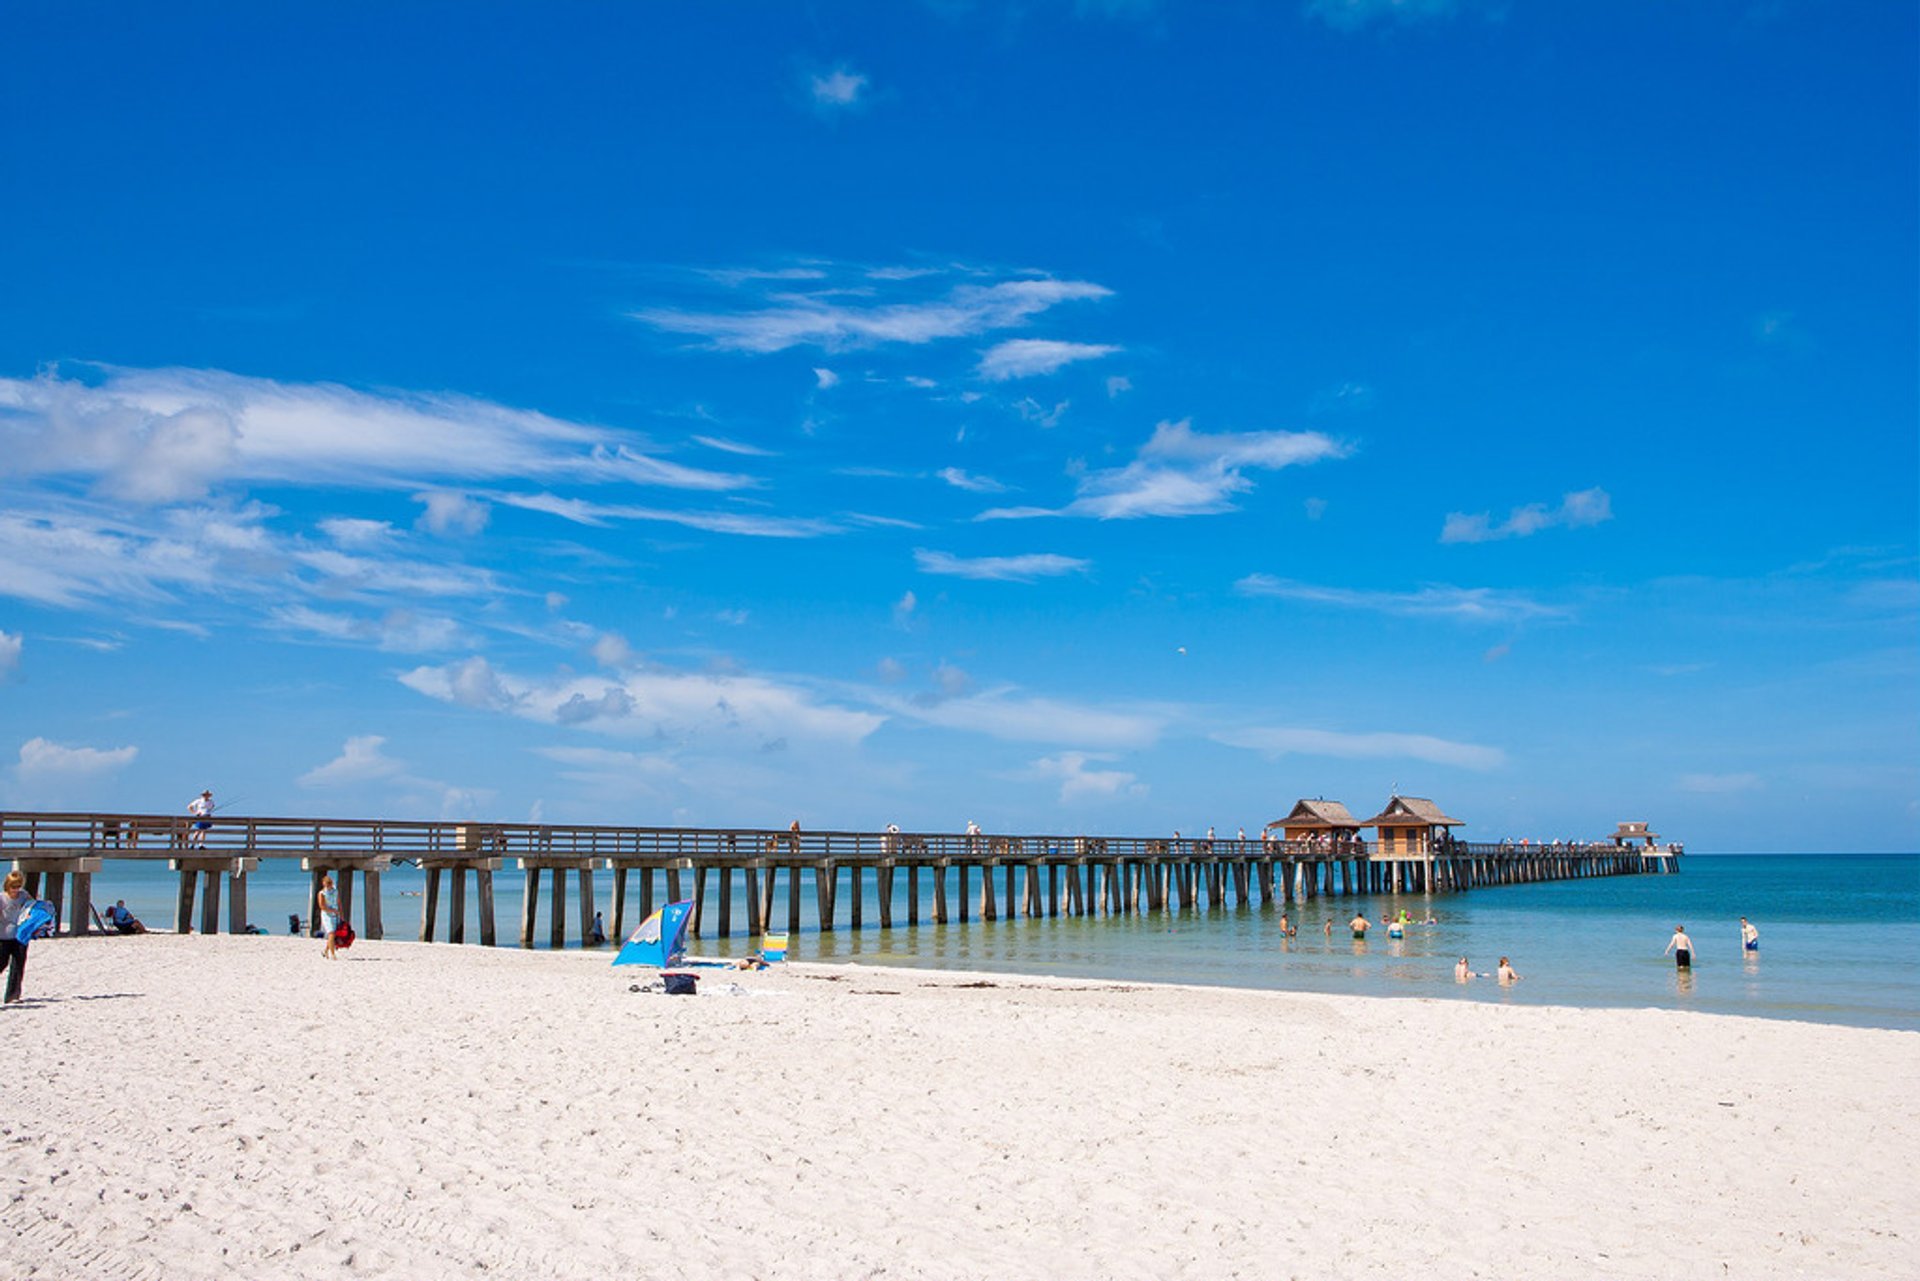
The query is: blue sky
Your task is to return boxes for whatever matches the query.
[1,1,1914,851]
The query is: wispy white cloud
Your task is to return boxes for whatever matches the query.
[1234,574,1566,625]
[977,339,1120,381]
[0,630,19,680]
[1213,726,1505,771]
[1306,0,1474,31]
[1027,751,1147,802]
[16,736,139,780]
[399,656,884,747]
[1442,487,1613,544]
[691,434,778,458]
[414,491,491,536]
[299,734,409,787]
[980,419,1347,521]
[318,517,398,549]
[534,745,681,796]
[810,67,868,109]
[878,687,1165,749]
[635,274,1112,354]
[1676,771,1762,794]
[0,366,751,502]
[937,466,1008,494]
[914,549,1091,582]
[812,368,840,391]
[492,491,838,539]
[271,604,470,653]
[1106,375,1133,398]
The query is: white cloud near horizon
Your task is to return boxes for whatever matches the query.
[1235,575,1566,625]
[980,419,1347,521]
[0,366,753,504]
[1213,726,1505,771]
[914,549,1091,582]
[1027,751,1147,802]
[1442,487,1613,544]
[299,735,409,787]
[16,736,139,780]
[977,339,1121,381]
[634,275,1112,354]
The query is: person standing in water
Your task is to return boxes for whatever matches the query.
[1349,912,1371,940]
[1740,917,1760,952]
[1665,924,1696,969]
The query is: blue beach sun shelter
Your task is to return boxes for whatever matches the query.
[612,900,693,968]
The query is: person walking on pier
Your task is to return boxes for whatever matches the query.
[0,871,34,1003]
[187,789,214,849]
[1665,925,1696,970]
[1740,917,1760,952]
[318,875,340,960]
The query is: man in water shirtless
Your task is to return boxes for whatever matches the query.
[1740,917,1760,952]
[1349,913,1370,939]
[1665,924,1696,969]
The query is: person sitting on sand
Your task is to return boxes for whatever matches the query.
[1455,957,1474,982]
[1349,913,1370,939]
[1664,925,1696,969]
[1497,956,1520,984]
[1740,917,1759,952]
[106,900,147,934]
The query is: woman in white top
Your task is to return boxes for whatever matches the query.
[318,875,339,960]
[0,871,34,1003]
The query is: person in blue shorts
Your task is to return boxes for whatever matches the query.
[1740,917,1759,952]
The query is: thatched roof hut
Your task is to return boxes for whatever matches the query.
[1264,799,1361,839]
[1363,796,1461,855]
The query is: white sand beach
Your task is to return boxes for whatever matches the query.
[4,934,1915,1280]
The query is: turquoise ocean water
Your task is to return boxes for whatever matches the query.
[85,853,1918,1030]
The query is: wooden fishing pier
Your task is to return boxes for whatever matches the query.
[1,806,1681,946]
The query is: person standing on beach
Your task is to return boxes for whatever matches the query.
[318,875,340,960]
[0,871,33,1003]
[1665,924,1696,969]
[1740,917,1760,952]
[187,789,214,849]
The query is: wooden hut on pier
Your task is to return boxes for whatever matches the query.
[1265,799,1363,852]
[1610,821,1660,849]
[1363,796,1461,857]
